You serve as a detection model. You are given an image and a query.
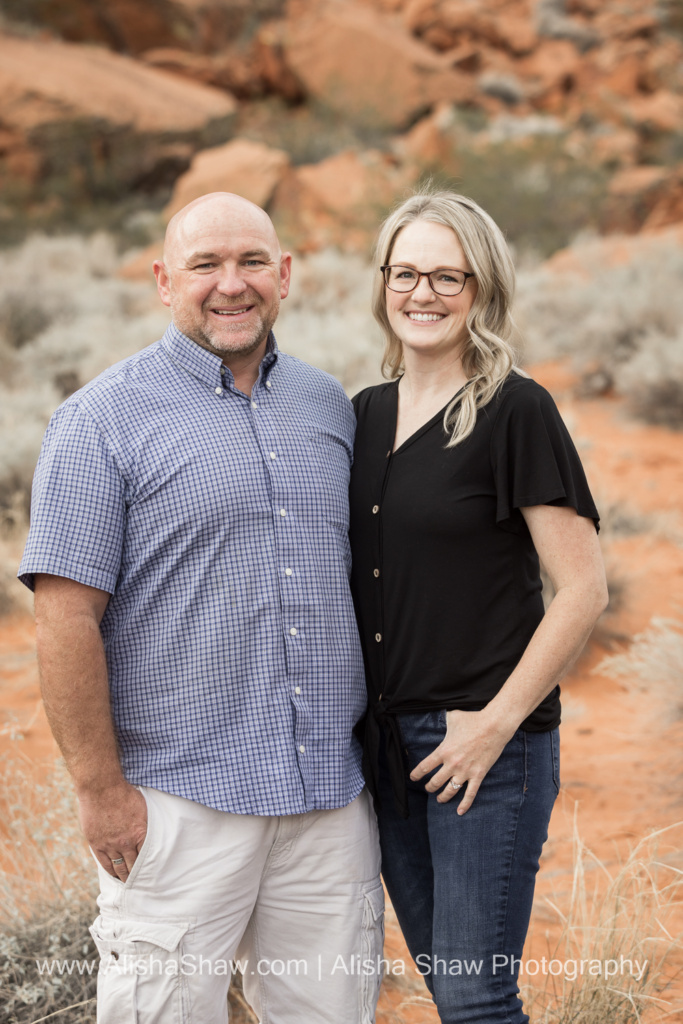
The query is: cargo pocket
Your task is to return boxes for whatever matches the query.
[90,915,191,1024]
[359,884,385,1024]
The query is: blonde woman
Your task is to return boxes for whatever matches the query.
[349,190,608,1023]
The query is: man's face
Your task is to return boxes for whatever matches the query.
[155,199,291,362]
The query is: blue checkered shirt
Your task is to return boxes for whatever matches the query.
[19,324,366,815]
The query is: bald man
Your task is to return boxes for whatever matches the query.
[19,194,383,1023]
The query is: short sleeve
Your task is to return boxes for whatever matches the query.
[490,379,599,533]
[18,401,126,593]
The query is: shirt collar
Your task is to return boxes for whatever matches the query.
[160,322,279,390]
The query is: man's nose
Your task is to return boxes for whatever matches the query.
[214,264,249,295]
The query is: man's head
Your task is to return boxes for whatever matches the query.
[154,193,291,364]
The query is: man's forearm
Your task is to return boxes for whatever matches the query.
[34,575,122,793]
[34,575,148,879]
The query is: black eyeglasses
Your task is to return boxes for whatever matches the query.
[381,265,475,296]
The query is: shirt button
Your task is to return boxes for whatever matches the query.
[251,401,258,409]
[280,509,286,516]
[372,505,379,514]
[295,686,301,694]
[285,568,293,576]
[373,568,380,578]
[270,452,277,460]
[214,387,223,396]
[289,627,298,636]
[375,633,382,642]
[299,745,305,753]
[266,381,272,389]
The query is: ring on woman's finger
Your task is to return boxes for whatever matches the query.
[450,779,463,791]
[111,857,125,865]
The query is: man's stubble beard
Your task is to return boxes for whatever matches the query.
[173,291,280,360]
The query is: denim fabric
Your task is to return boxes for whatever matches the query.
[377,711,559,1024]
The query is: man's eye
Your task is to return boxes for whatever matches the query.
[244,260,265,268]
[194,263,216,270]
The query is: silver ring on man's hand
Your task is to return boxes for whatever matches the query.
[111,857,125,865]
[450,779,463,791]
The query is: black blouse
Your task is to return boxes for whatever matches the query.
[349,373,599,814]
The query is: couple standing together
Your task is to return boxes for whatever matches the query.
[19,189,607,1024]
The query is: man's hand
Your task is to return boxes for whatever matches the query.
[78,781,148,881]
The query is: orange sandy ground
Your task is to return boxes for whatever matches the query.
[2,361,683,1023]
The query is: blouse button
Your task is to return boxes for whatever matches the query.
[373,569,380,578]
[372,505,379,514]
[375,633,382,642]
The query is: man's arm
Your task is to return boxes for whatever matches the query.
[34,573,147,881]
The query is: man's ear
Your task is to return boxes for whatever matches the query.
[153,261,172,307]
[279,252,293,300]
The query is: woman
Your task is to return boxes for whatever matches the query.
[349,190,608,1024]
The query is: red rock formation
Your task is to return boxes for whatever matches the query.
[280,0,475,130]
[0,32,236,197]
[1,0,286,55]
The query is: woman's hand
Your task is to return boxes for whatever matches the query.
[409,709,514,814]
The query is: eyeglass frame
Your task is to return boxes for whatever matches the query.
[380,264,475,297]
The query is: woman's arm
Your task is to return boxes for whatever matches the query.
[410,504,608,814]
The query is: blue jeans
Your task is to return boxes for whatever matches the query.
[377,712,560,1024]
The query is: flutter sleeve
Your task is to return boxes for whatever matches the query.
[490,377,599,534]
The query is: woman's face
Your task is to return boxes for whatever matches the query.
[385,219,477,363]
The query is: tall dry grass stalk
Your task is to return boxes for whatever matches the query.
[524,814,683,1023]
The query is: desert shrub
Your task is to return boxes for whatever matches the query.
[597,617,683,719]
[0,233,170,535]
[275,248,383,394]
[516,234,683,427]
[426,134,611,259]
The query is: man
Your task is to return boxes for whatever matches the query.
[19,193,383,1023]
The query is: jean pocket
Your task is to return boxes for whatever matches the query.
[550,728,561,796]
[359,883,385,1023]
[90,915,191,1024]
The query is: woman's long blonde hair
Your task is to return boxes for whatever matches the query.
[372,189,523,447]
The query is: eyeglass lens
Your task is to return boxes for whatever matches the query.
[384,266,467,296]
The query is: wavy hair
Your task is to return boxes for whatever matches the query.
[372,188,524,447]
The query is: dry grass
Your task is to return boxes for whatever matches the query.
[524,816,683,1023]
